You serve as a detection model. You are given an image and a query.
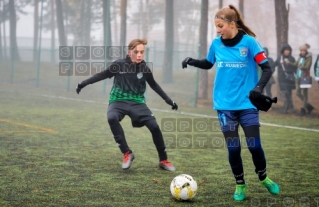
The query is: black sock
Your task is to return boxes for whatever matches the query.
[246,136,267,181]
[256,168,267,181]
[144,119,167,161]
[234,173,245,185]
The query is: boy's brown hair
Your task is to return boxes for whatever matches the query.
[128,39,148,50]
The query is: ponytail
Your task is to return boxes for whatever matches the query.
[229,5,256,37]
[216,4,256,37]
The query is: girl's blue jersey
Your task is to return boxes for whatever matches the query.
[206,34,267,110]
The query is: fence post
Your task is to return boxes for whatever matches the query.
[67,60,71,92]
[36,0,44,88]
[10,46,15,84]
[153,40,156,69]
[103,0,111,96]
[194,42,201,107]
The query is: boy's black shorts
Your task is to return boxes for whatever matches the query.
[107,101,155,127]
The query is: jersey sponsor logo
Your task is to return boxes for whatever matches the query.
[217,61,247,68]
[217,62,223,67]
[226,62,247,68]
[137,72,143,79]
[239,47,248,57]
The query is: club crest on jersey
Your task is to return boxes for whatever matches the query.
[137,72,143,79]
[239,47,248,57]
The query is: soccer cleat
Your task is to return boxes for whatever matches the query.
[261,177,280,195]
[122,151,134,170]
[159,160,176,171]
[233,184,246,201]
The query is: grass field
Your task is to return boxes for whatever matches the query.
[1,83,319,207]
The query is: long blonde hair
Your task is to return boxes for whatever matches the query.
[215,5,256,37]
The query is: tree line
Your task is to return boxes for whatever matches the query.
[0,0,292,99]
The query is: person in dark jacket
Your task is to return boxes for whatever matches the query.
[285,43,314,115]
[263,47,275,98]
[76,38,177,171]
[274,44,297,113]
[314,54,319,88]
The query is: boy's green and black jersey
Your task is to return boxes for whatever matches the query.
[81,56,172,104]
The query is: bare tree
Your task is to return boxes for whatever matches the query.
[1,0,8,60]
[33,0,39,61]
[0,28,2,62]
[120,0,127,47]
[198,0,209,99]
[50,0,55,63]
[239,0,244,19]
[84,0,91,46]
[0,0,3,61]
[130,0,163,40]
[9,0,20,61]
[103,0,111,47]
[274,0,289,56]
[111,0,119,45]
[68,0,84,46]
[162,0,174,83]
[56,0,66,46]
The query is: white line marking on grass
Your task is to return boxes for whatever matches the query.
[150,108,319,132]
[5,91,319,133]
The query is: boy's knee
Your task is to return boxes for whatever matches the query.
[107,112,119,125]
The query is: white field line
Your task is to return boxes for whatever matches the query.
[31,94,319,133]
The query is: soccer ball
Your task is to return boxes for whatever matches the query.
[170,174,197,201]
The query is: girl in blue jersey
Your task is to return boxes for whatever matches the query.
[182,5,279,201]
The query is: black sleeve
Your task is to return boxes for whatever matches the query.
[189,59,214,69]
[256,61,272,89]
[81,62,119,86]
[145,71,172,103]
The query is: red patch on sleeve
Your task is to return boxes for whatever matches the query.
[255,52,267,64]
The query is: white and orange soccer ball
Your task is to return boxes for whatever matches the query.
[170,174,198,201]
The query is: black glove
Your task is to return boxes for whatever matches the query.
[76,82,86,94]
[249,86,263,99]
[182,57,193,69]
[249,95,277,112]
[166,100,178,110]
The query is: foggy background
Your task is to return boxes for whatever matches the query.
[0,0,318,109]
[3,0,319,59]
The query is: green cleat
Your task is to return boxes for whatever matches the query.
[261,177,280,195]
[233,184,246,201]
